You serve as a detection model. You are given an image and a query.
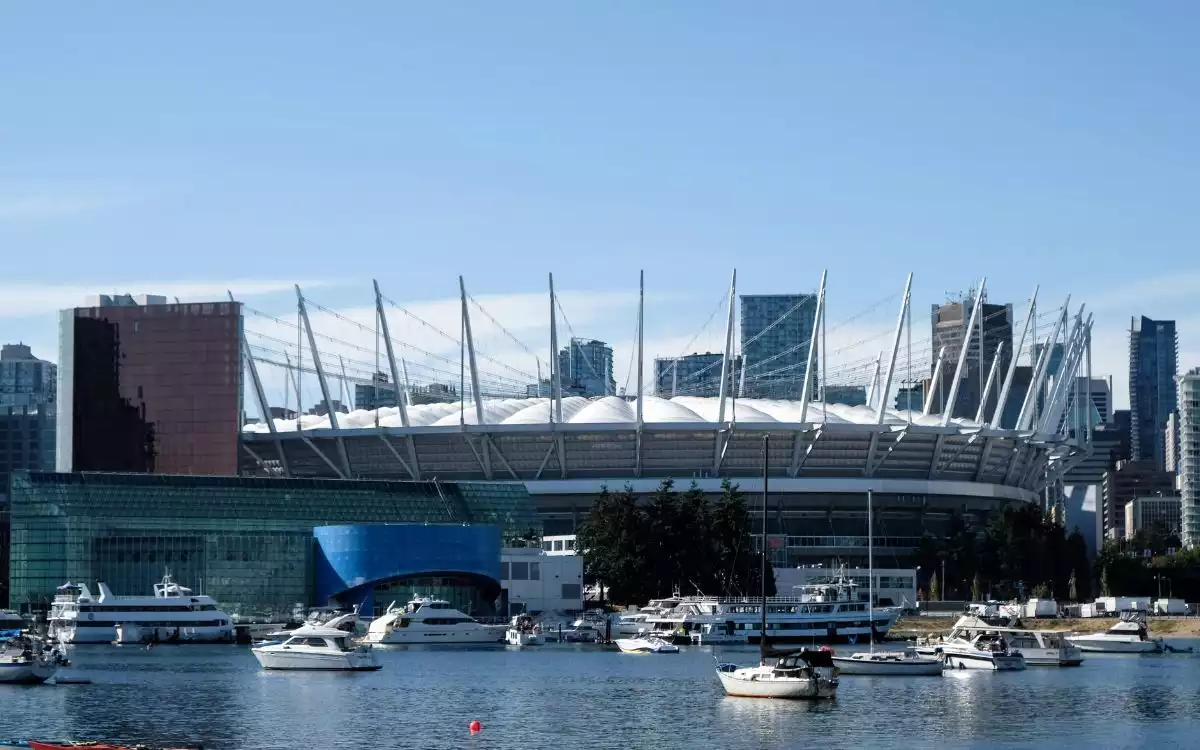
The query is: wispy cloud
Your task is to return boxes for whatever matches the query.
[0,185,146,222]
[0,280,324,319]
[1087,270,1200,312]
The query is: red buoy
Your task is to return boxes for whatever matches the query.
[469,720,483,733]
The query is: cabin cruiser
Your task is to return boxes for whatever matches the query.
[915,624,1026,670]
[0,634,64,684]
[717,647,839,699]
[929,616,1083,666]
[615,635,679,654]
[1069,619,1163,653]
[364,595,505,645]
[505,614,544,647]
[49,575,234,644]
[252,625,380,671]
[614,612,652,637]
[646,568,899,645]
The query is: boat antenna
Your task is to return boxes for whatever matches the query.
[760,434,769,663]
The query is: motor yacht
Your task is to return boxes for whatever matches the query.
[364,595,505,645]
[614,612,652,637]
[1069,619,1163,653]
[914,627,1026,670]
[615,636,680,654]
[929,616,1083,666]
[505,614,544,647]
[252,625,380,671]
[0,634,63,684]
[49,574,234,644]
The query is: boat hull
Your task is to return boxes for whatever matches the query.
[365,626,505,645]
[716,667,836,699]
[252,648,381,671]
[505,631,544,647]
[936,651,1025,670]
[831,654,943,676]
[55,624,233,644]
[1070,638,1162,653]
[615,638,679,654]
[0,660,57,684]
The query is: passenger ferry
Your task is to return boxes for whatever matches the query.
[646,569,900,645]
[364,595,506,645]
[49,574,235,644]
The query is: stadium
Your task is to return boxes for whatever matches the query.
[238,273,1093,569]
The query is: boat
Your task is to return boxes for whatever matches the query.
[914,623,1027,670]
[0,634,61,684]
[925,616,1082,666]
[49,574,234,645]
[252,624,381,670]
[0,611,24,632]
[614,611,653,637]
[615,636,680,654]
[715,436,839,700]
[1069,617,1163,653]
[505,614,544,647]
[363,595,505,645]
[831,489,943,676]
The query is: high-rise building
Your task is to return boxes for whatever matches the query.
[894,382,925,412]
[557,339,614,397]
[1101,459,1178,541]
[930,294,1013,420]
[0,343,56,409]
[1129,316,1178,469]
[823,385,867,407]
[356,372,398,411]
[1165,411,1181,474]
[654,353,740,398]
[1178,369,1200,547]
[740,294,817,400]
[56,295,242,475]
[1124,496,1183,541]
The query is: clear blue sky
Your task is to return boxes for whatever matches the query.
[2,2,1199,406]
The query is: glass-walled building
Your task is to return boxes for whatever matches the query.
[7,471,540,617]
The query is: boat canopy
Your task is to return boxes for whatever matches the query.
[764,647,835,668]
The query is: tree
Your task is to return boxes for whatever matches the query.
[1100,566,1110,597]
[1068,569,1078,602]
[576,483,652,604]
[930,571,940,602]
[711,478,755,597]
[971,572,982,602]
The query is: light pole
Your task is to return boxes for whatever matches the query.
[941,558,947,602]
[1155,575,1163,600]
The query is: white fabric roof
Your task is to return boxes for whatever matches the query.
[243,396,984,433]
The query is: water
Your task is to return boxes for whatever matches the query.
[4,641,1200,749]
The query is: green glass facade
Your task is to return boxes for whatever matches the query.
[7,471,540,617]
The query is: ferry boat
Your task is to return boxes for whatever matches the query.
[49,574,234,645]
[647,568,899,645]
[363,595,505,645]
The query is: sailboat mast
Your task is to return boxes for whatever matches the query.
[868,488,874,650]
[760,434,769,660]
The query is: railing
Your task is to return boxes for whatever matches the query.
[752,535,924,549]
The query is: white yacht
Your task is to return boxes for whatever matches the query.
[0,634,62,684]
[929,616,1083,666]
[647,569,899,645]
[364,596,505,645]
[614,612,653,637]
[505,614,544,647]
[252,625,381,671]
[1069,619,1163,653]
[49,575,234,645]
[915,626,1026,670]
[615,636,680,654]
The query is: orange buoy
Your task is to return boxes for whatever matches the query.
[469,720,483,733]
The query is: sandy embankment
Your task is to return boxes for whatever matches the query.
[890,616,1200,637]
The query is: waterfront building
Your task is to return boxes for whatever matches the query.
[558,339,614,397]
[740,294,817,399]
[0,344,56,409]
[931,294,1013,420]
[823,385,867,407]
[57,295,242,476]
[1124,496,1183,541]
[541,534,578,555]
[1129,316,1178,470]
[499,546,583,615]
[1101,459,1178,540]
[0,406,56,607]
[7,471,540,617]
[654,352,740,397]
[1179,369,1200,547]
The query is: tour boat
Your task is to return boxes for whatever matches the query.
[49,574,234,644]
[715,436,839,700]
[1069,619,1163,653]
[364,595,505,645]
[615,636,680,654]
[252,625,381,671]
[829,489,943,677]
[505,614,544,646]
[0,634,61,684]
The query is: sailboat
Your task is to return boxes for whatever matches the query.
[715,435,839,700]
[831,489,943,676]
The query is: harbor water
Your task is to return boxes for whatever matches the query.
[3,642,1200,749]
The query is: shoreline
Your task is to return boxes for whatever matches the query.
[890,616,1200,638]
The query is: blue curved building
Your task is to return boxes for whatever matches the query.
[314,523,502,617]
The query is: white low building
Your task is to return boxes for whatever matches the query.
[541,534,578,556]
[774,566,918,608]
[500,547,584,615]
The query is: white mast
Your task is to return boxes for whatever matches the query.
[876,272,913,424]
[975,341,1005,423]
[941,279,986,426]
[716,269,737,425]
[922,346,947,417]
[636,269,644,423]
[797,270,826,423]
[868,488,874,651]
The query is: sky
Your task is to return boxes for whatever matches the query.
[2,2,1199,411]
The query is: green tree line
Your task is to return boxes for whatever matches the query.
[1095,525,1200,600]
[576,478,775,606]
